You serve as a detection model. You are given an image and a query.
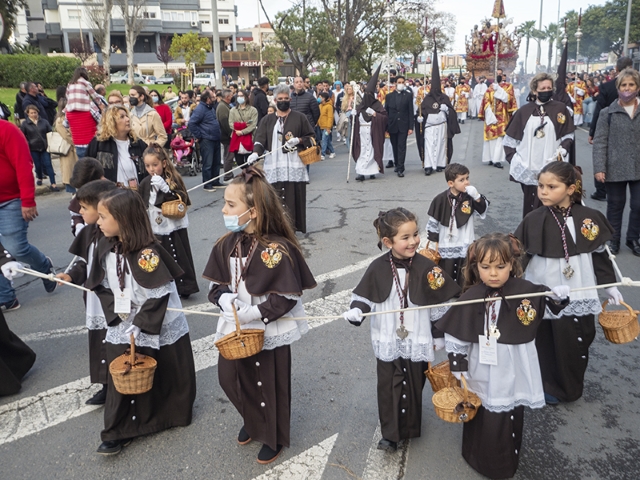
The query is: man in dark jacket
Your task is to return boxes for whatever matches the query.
[189,90,222,190]
[588,56,633,201]
[385,76,414,177]
[14,83,28,123]
[216,89,234,181]
[252,76,270,125]
[290,76,320,132]
[21,83,48,120]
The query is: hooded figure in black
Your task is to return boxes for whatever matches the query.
[553,40,577,167]
[419,38,460,174]
[352,64,389,180]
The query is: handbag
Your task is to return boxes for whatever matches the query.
[46,131,72,156]
[161,193,188,219]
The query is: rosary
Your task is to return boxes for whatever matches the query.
[447,194,459,241]
[484,291,501,339]
[534,104,547,139]
[548,206,575,279]
[389,253,412,340]
[233,237,258,293]
[114,243,130,321]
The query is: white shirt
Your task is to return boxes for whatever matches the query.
[114,138,138,184]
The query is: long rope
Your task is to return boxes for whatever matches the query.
[15,267,639,321]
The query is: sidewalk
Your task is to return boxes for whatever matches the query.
[34,155,64,196]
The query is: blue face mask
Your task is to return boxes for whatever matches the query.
[317,97,322,103]
[223,209,251,232]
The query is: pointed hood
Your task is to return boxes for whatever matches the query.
[358,63,385,122]
[366,63,382,94]
[553,40,572,109]
[430,43,442,97]
[470,69,478,88]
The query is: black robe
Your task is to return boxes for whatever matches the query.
[138,177,199,296]
[352,93,388,173]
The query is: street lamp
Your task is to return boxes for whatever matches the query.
[575,9,582,75]
[422,37,429,83]
[383,2,393,86]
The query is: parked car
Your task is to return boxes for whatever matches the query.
[143,75,157,84]
[165,96,179,113]
[110,71,145,84]
[156,74,175,85]
[192,72,216,87]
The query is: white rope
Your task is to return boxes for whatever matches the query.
[16,267,638,322]
[185,144,286,193]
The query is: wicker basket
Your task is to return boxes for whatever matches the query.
[298,138,321,166]
[598,300,639,344]
[161,194,188,219]
[109,334,157,395]
[432,375,482,423]
[425,360,460,393]
[418,241,441,265]
[214,305,265,360]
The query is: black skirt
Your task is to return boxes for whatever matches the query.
[102,333,196,441]
[218,345,292,451]
[462,405,525,479]
[535,314,595,402]
[271,181,307,233]
[438,256,466,289]
[88,328,108,385]
[156,228,200,296]
[0,311,36,396]
[376,357,428,443]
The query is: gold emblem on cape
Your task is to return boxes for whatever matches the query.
[432,102,439,110]
[427,266,445,290]
[461,200,471,215]
[138,248,160,273]
[557,112,566,124]
[581,218,599,241]
[261,243,283,269]
[516,299,537,325]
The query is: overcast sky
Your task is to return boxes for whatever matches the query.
[237,0,609,72]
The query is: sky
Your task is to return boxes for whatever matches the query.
[237,0,609,73]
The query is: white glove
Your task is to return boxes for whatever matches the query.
[605,287,624,306]
[568,94,576,104]
[452,371,463,380]
[558,147,568,159]
[247,152,259,165]
[417,116,424,123]
[218,292,238,313]
[465,185,481,200]
[285,137,300,148]
[365,107,375,116]
[491,83,498,90]
[351,108,358,117]
[433,337,445,351]
[343,307,364,324]
[229,299,262,324]
[1,261,24,281]
[124,324,141,339]
[463,92,470,98]
[575,87,585,96]
[549,285,571,300]
[439,104,449,113]
[151,175,170,193]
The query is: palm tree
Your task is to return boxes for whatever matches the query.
[544,23,558,72]
[518,20,537,74]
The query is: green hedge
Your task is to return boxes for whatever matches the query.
[0,55,81,89]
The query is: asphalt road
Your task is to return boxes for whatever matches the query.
[1,120,639,480]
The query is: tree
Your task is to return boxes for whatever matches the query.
[0,0,27,46]
[543,23,558,72]
[10,43,40,55]
[87,0,113,84]
[518,20,538,73]
[262,44,284,85]
[115,0,146,84]
[69,37,94,64]
[392,19,424,73]
[260,2,338,76]
[352,27,386,77]
[156,35,174,73]
[169,32,210,82]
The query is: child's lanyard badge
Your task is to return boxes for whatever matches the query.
[389,253,412,340]
[479,292,500,365]
[447,195,459,241]
[114,246,132,319]
[548,206,574,279]
[233,237,258,293]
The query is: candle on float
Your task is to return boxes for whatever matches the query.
[578,9,582,27]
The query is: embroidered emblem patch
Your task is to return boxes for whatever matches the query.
[516,299,537,326]
[432,102,439,110]
[138,248,160,273]
[557,112,566,124]
[261,243,283,269]
[461,200,471,215]
[581,218,599,240]
[427,266,445,290]
[285,131,293,141]
[155,216,163,225]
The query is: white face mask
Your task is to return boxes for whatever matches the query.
[396,84,406,91]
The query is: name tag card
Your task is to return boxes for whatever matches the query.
[478,335,498,366]
[114,287,132,314]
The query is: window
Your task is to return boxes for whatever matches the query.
[143,12,157,19]
[163,12,171,21]
[219,17,229,24]
[177,12,184,21]
[199,14,211,24]
[68,9,81,20]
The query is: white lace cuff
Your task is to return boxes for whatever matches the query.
[426,217,440,234]
[351,293,374,309]
[146,283,173,299]
[445,338,470,355]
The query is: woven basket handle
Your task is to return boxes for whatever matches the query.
[602,300,636,316]
[175,193,183,203]
[129,333,136,365]
[426,240,439,252]
[427,361,432,373]
[231,303,241,336]
[460,374,469,403]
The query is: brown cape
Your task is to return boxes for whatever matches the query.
[137,175,191,208]
[202,232,316,297]
[352,106,388,173]
[428,189,488,229]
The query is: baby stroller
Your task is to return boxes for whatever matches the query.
[171,126,201,177]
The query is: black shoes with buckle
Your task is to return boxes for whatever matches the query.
[377,438,398,452]
[96,438,132,455]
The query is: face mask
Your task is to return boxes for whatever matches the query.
[317,97,322,103]
[237,96,245,105]
[537,91,553,103]
[223,209,251,232]
[396,84,406,91]
[129,97,139,106]
[151,96,159,103]
[618,90,638,103]
[276,100,290,111]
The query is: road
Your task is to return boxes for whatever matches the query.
[1,120,639,480]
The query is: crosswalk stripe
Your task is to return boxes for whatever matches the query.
[362,425,410,480]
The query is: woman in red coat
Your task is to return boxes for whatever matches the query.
[150,89,173,147]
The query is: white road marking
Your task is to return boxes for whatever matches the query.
[362,425,410,480]
[0,290,351,446]
[251,433,338,480]
[21,325,86,342]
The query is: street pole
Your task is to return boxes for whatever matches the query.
[623,0,633,57]
[575,9,582,78]
[210,0,223,89]
[257,0,263,77]
[385,1,392,86]
[555,0,561,68]
[536,0,543,70]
